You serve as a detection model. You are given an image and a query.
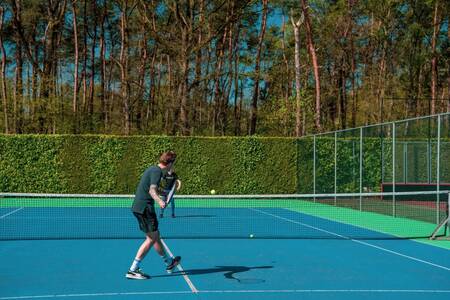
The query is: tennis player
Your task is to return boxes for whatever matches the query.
[126,151,181,280]
[160,167,181,218]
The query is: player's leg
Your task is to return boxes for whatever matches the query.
[171,197,175,218]
[153,234,181,273]
[126,209,157,279]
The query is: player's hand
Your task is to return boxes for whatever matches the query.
[158,200,166,209]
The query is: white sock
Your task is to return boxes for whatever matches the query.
[161,253,170,265]
[130,258,141,271]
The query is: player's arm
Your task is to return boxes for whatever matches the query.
[149,184,166,208]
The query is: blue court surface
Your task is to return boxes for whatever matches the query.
[1,205,450,300]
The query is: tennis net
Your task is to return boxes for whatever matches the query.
[1,191,449,240]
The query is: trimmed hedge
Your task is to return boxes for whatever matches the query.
[0,135,297,194]
[0,134,448,195]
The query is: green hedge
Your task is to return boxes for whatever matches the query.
[0,134,448,195]
[0,135,297,194]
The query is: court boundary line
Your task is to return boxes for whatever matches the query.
[1,289,450,299]
[250,208,450,271]
[0,207,23,219]
[160,238,199,293]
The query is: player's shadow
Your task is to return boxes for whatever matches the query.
[166,215,216,218]
[152,265,273,281]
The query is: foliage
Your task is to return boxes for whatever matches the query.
[0,0,448,136]
[1,130,448,194]
[0,135,297,194]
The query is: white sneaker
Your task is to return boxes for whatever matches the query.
[126,268,150,280]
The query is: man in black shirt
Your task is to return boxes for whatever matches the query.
[126,151,181,280]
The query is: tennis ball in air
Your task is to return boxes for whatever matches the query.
[210,189,216,195]
[249,234,254,238]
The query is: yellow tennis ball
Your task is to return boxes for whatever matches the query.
[210,189,216,195]
[249,234,254,238]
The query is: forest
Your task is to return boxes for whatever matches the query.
[0,0,449,136]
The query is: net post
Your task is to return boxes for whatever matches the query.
[359,127,363,211]
[436,115,441,224]
[392,122,396,217]
[429,191,450,240]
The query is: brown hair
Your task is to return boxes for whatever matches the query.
[159,151,177,165]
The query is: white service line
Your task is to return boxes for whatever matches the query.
[0,207,24,219]
[160,238,199,293]
[250,208,450,272]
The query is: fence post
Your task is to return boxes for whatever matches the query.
[313,135,316,202]
[437,115,441,224]
[334,132,337,205]
[392,122,396,217]
[360,127,363,211]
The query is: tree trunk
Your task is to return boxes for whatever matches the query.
[165,55,172,134]
[301,0,322,132]
[249,0,268,135]
[221,2,237,136]
[179,29,190,135]
[233,45,240,136]
[119,2,130,135]
[99,0,107,130]
[430,0,441,115]
[82,0,87,115]
[71,0,79,134]
[11,0,24,133]
[0,7,7,133]
[212,33,226,136]
[192,0,205,134]
[348,0,357,128]
[281,14,291,136]
[290,11,304,137]
[339,67,347,129]
[88,0,97,127]
[136,23,148,132]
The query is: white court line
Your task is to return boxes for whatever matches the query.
[1,289,450,299]
[251,208,450,272]
[0,291,192,300]
[201,289,450,293]
[160,238,199,293]
[0,207,24,219]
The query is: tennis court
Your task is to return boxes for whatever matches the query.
[1,192,450,300]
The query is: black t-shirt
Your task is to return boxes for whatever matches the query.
[161,170,178,191]
[132,166,162,213]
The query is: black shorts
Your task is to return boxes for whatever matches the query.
[133,207,159,233]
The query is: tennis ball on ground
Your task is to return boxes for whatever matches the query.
[210,189,216,195]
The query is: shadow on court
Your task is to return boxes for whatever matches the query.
[152,265,273,283]
[159,214,217,218]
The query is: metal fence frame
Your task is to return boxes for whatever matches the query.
[298,112,450,223]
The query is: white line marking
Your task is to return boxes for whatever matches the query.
[201,289,450,293]
[251,208,450,271]
[0,291,192,300]
[0,207,24,219]
[160,238,199,293]
[1,289,450,299]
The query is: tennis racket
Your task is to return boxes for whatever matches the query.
[165,182,176,205]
